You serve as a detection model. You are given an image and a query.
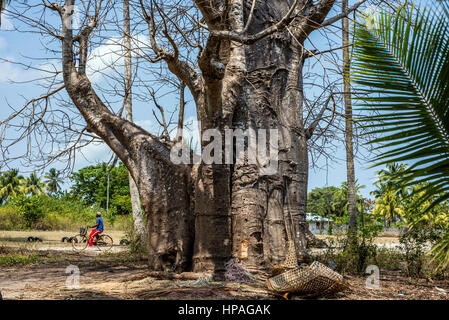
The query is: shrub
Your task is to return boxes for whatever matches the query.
[399,228,442,278]
[123,215,147,254]
[0,207,25,230]
[374,247,404,271]
[111,194,133,216]
[12,196,44,228]
[311,226,379,275]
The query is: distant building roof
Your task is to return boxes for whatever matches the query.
[306,212,333,222]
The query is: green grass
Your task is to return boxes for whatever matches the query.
[96,251,147,264]
[0,253,39,266]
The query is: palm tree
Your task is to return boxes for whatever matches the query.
[21,172,47,197]
[353,1,449,268]
[353,2,449,209]
[44,168,63,195]
[342,0,357,235]
[374,163,409,196]
[0,169,24,204]
[334,180,366,217]
[372,189,404,227]
[371,164,414,226]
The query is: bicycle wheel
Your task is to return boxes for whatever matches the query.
[71,234,88,252]
[96,234,113,252]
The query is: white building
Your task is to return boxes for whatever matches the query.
[306,212,333,235]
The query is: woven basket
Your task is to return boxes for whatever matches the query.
[283,240,298,268]
[267,261,348,297]
[269,240,298,276]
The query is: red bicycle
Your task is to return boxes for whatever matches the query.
[71,226,113,252]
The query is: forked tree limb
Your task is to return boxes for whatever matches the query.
[321,0,368,28]
[139,0,203,101]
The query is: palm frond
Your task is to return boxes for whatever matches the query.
[437,0,449,19]
[352,2,449,211]
[429,233,449,271]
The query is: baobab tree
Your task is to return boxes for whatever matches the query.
[1,0,370,273]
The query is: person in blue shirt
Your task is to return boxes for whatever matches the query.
[88,212,104,246]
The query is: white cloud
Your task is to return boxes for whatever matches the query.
[135,119,154,132]
[0,33,149,84]
[0,36,7,51]
[76,141,111,166]
[0,54,60,84]
[0,58,41,83]
[0,60,22,82]
[86,37,123,83]
[0,14,14,31]
[86,35,150,84]
[37,59,63,85]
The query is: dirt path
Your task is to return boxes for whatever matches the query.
[0,231,405,253]
[0,250,149,299]
[0,230,128,255]
[0,249,275,300]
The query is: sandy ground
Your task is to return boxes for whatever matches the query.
[1,249,448,300]
[1,231,448,300]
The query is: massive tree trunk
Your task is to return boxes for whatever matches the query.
[192,0,337,273]
[227,10,307,271]
[59,0,336,274]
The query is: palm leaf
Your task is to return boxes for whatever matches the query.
[429,233,449,270]
[437,0,449,19]
[352,2,449,212]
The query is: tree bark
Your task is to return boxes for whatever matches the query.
[342,0,357,233]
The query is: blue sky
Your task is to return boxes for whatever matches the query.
[0,0,422,198]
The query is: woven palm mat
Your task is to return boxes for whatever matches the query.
[267,242,349,297]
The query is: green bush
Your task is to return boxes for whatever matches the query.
[399,228,443,278]
[311,227,449,280]
[0,207,25,230]
[111,194,133,216]
[123,215,147,254]
[311,226,379,275]
[374,247,404,271]
[12,196,44,228]
[0,196,127,231]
